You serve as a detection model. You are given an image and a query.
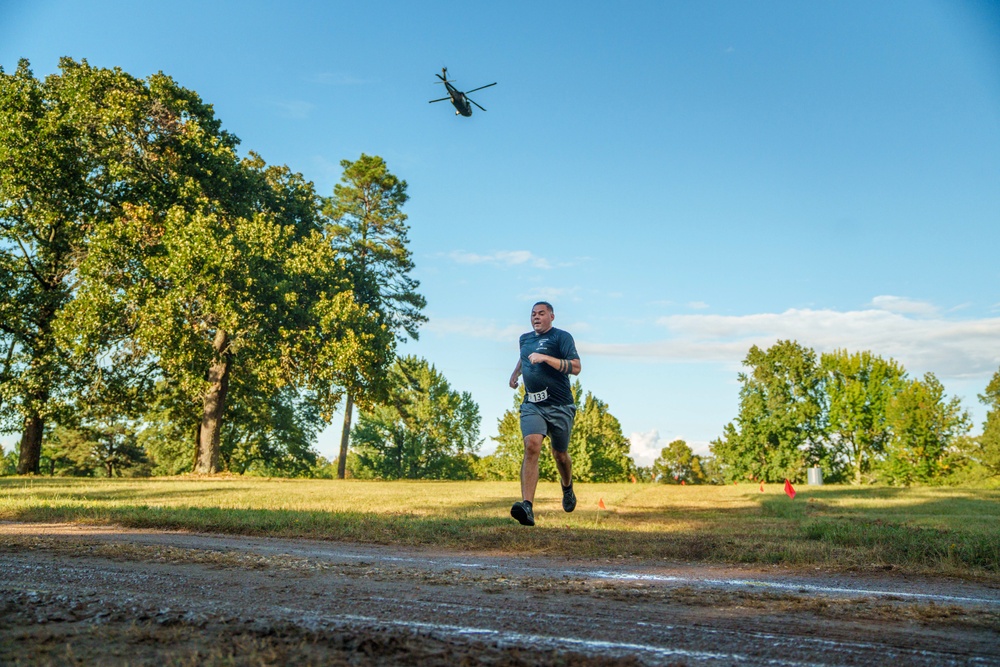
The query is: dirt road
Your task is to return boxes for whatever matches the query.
[2,522,998,666]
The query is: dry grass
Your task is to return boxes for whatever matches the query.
[1,477,997,578]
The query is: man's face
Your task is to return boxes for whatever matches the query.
[531,305,554,333]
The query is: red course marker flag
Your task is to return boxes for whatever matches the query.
[784,479,796,499]
[759,481,764,493]
[598,497,606,510]
[680,480,686,486]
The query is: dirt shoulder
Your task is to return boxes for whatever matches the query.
[2,522,998,666]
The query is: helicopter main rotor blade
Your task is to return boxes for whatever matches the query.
[428,97,450,104]
[464,82,497,94]
[468,97,487,112]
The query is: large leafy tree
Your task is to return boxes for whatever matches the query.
[322,155,426,478]
[652,439,706,484]
[879,373,971,485]
[821,349,907,484]
[74,155,390,474]
[710,341,825,483]
[0,58,195,473]
[350,356,480,480]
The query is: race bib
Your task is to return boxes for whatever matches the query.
[525,388,549,403]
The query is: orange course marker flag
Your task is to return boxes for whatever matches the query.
[680,480,686,486]
[784,479,796,499]
[759,481,764,493]
[598,497,606,510]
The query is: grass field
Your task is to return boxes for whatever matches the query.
[2,477,998,579]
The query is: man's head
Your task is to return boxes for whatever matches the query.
[531,302,555,333]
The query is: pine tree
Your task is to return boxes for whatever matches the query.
[322,155,426,479]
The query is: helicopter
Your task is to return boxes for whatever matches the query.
[428,67,496,117]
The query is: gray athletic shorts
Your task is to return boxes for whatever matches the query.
[519,402,577,452]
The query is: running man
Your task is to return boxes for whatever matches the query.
[508,301,581,526]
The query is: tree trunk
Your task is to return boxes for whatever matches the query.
[0,339,14,416]
[192,423,201,473]
[16,413,44,475]
[337,393,354,479]
[195,330,231,474]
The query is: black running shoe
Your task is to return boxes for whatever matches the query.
[562,484,577,513]
[510,501,535,526]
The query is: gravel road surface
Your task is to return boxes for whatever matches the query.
[2,523,997,666]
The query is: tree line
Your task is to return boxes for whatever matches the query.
[710,340,1000,485]
[0,58,647,483]
[4,60,996,486]
[1,58,420,477]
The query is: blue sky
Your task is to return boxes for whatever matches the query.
[3,1,999,465]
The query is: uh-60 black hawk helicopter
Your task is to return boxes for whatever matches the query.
[428,67,496,117]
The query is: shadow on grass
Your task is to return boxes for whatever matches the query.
[5,498,998,578]
[3,478,998,576]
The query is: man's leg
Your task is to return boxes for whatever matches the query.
[520,434,545,503]
[552,447,572,488]
[547,405,576,513]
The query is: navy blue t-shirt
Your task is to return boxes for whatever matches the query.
[519,327,579,407]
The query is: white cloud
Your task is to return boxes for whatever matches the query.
[426,316,592,342]
[629,430,664,467]
[424,317,524,343]
[579,307,1000,380]
[870,295,938,316]
[449,250,551,269]
[628,430,711,467]
[687,301,710,310]
[270,100,316,119]
[518,286,582,302]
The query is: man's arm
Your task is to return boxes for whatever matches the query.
[509,360,523,388]
[527,353,581,375]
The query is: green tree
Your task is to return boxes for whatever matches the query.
[652,439,706,484]
[323,155,427,479]
[218,384,322,476]
[821,349,907,484]
[0,445,16,476]
[73,140,389,473]
[0,58,166,473]
[571,390,636,482]
[350,356,480,479]
[977,367,1000,476]
[478,387,528,481]
[45,422,148,477]
[878,373,971,485]
[711,341,825,483]
[699,455,727,485]
[135,382,200,475]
